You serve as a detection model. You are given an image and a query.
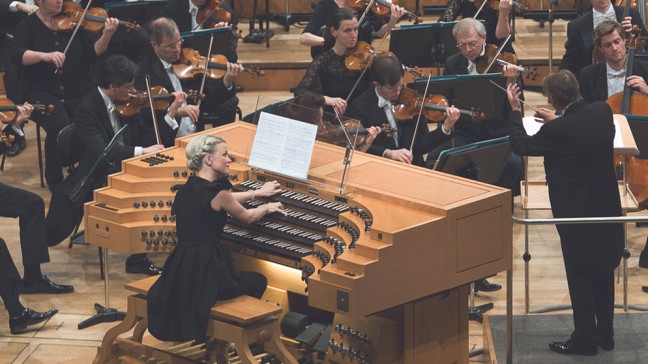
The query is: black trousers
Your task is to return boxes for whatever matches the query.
[563,254,616,346]
[0,237,25,316]
[0,183,50,267]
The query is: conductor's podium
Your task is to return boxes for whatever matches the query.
[88,122,512,364]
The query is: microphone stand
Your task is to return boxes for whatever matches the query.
[77,124,129,329]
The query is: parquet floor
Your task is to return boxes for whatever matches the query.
[1,13,648,364]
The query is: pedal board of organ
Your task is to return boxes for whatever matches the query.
[86,121,512,363]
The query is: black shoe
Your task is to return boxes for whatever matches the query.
[126,257,162,275]
[642,286,648,293]
[549,339,598,356]
[6,137,25,157]
[9,308,58,334]
[23,275,74,294]
[598,336,614,351]
[475,279,502,292]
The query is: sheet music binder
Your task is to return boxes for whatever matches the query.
[433,136,511,184]
[389,21,460,68]
[625,114,648,159]
[180,27,231,56]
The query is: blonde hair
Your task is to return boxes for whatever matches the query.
[185,134,226,171]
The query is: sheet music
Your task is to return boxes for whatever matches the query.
[523,116,625,148]
[248,112,318,180]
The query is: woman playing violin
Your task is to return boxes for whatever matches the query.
[300,0,405,59]
[296,8,374,116]
[11,0,119,187]
[347,55,460,166]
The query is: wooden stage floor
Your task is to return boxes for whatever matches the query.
[2,14,648,364]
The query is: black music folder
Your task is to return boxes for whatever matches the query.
[180,27,231,56]
[389,22,460,68]
[411,73,508,122]
[433,136,511,184]
[625,114,648,159]
[104,0,169,43]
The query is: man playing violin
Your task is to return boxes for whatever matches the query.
[10,0,119,187]
[347,55,460,166]
[136,17,242,147]
[560,0,647,78]
[300,0,405,59]
[71,54,167,274]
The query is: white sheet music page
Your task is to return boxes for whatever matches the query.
[248,112,318,180]
[522,116,544,136]
[612,118,623,149]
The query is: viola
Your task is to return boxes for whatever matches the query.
[317,119,395,148]
[173,48,264,80]
[345,41,394,71]
[474,44,518,74]
[196,0,231,26]
[54,1,140,33]
[114,86,205,118]
[393,87,485,122]
[0,99,54,124]
[347,0,422,23]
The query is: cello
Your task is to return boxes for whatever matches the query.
[605,16,648,209]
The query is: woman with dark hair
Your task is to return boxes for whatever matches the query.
[295,8,374,116]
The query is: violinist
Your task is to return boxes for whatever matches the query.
[290,91,381,153]
[65,54,165,273]
[295,8,371,115]
[579,21,648,103]
[136,17,242,147]
[156,0,239,63]
[347,55,460,166]
[559,0,647,78]
[10,0,119,187]
[439,0,514,51]
[0,100,32,157]
[300,0,405,59]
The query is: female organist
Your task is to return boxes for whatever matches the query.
[147,134,287,342]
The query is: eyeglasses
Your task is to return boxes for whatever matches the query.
[160,38,184,51]
[456,40,480,50]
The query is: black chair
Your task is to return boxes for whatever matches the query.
[56,124,87,247]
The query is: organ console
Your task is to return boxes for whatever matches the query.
[88,121,512,364]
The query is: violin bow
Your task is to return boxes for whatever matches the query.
[145,74,162,145]
[333,109,359,149]
[357,0,377,26]
[409,72,436,151]
[196,33,215,108]
[472,0,489,20]
[482,33,512,74]
[193,0,225,31]
[57,0,95,74]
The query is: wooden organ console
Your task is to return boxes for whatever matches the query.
[88,121,512,364]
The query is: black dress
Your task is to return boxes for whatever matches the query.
[147,176,241,342]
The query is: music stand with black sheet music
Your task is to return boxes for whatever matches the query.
[625,114,648,159]
[180,27,231,55]
[433,136,511,184]
[105,0,170,41]
[389,21,460,73]
[411,73,508,122]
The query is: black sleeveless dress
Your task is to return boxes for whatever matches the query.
[147,176,241,342]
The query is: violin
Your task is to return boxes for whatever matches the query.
[345,41,394,71]
[317,119,395,147]
[393,87,485,122]
[54,1,140,33]
[473,0,529,13]
[196,0,231,26]
[474,44,518,74]
[347,0,422,23]
[0,99,54,124]
[114,86,204,118]
[1,132,15,147]
[173,48,264,80]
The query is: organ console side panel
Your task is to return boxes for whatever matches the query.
[86,121,512,364]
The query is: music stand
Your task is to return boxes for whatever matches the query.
[434,136,511,322]
[105,0,170,42]
[180,27,231,55]
[636,51,648,62]
[389,22,460,74]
